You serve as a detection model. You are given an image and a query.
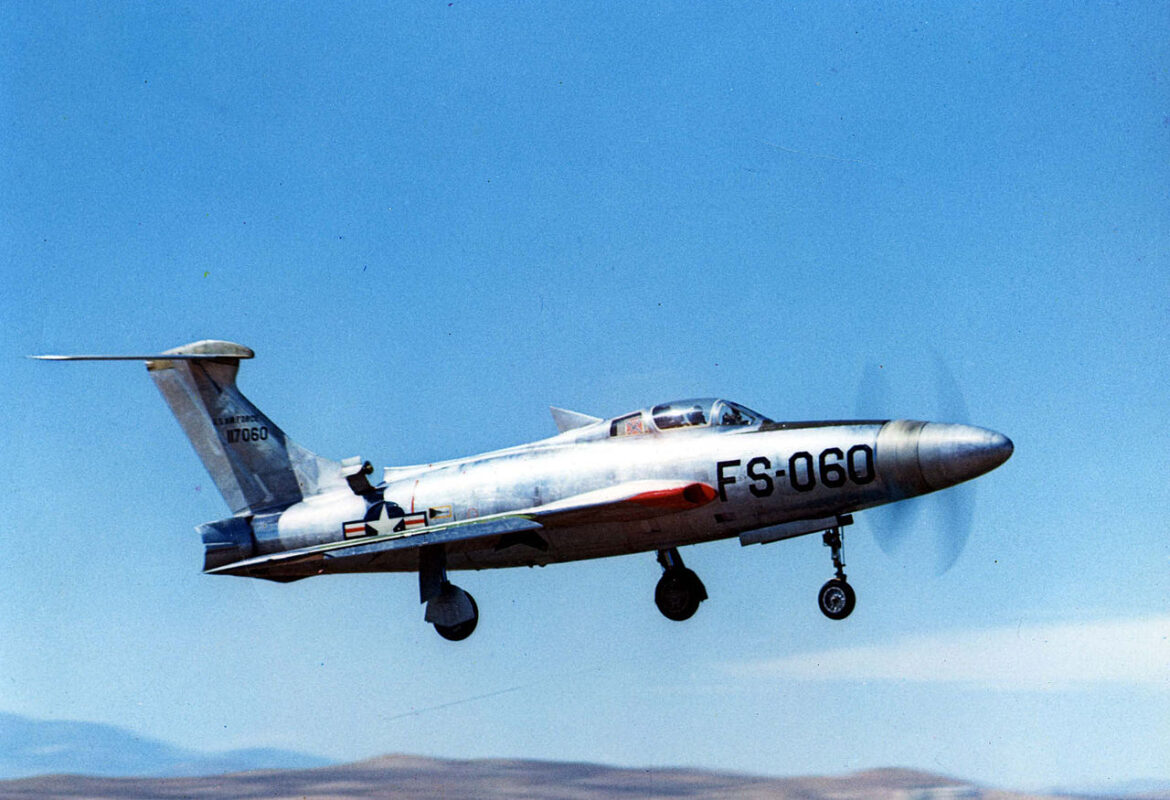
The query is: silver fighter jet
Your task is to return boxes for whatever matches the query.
[37,340,1013,640]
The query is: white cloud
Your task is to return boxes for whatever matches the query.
[732,616,1170,691]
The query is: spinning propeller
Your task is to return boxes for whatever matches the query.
[856,357,979,574]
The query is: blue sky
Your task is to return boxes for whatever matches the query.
[1,1,1167,791]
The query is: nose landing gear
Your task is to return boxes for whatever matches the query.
[818,527,856,620]
[654,547,707,621]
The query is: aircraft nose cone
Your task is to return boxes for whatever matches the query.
[916,423,1013,490]
[877,420,1013,498]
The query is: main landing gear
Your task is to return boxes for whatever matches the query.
[818,527,856,620]
[654,548,707,621]
[420,545,479,641]
[430,582,479,641]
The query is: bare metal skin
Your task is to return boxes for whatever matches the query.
[36,340,1012,640]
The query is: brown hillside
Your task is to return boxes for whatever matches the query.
[0,755,1076,800]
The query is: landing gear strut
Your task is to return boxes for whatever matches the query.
[817,527,855,620]
[654,548,707,621]
[420,544,479,641]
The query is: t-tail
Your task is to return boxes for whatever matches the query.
[34,340,348,515]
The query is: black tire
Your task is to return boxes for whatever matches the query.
[655,568,707,622]
[434,593,479,641]
[817,578,855,620]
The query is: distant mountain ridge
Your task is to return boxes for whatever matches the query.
[0,712,332,779]
[0,755,1089,800]
[1,714,1166,799]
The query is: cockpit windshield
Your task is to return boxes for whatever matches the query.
[651,401,709,430]
[648,398,767,431]
[712,399,764,427]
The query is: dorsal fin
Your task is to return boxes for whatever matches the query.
[550,406,602,433]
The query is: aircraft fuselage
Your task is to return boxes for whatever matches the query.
[241,417,1008,576]
[38,342,1012,637]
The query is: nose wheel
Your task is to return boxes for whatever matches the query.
[818,577,855,620]
[654,548,707,621]
[818,528,856,620]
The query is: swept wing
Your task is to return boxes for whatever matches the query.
[207,479,717,578]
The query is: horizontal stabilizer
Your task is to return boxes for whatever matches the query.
[32,353,251,361]
[31,340,254,361]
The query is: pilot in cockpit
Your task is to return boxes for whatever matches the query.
[720,406,747,426]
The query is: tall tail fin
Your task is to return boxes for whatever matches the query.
[35,340,347,514]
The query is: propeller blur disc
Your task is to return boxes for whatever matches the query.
[854,356,978,574]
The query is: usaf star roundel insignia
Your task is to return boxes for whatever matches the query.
[342,500,404,539]
[342,500,428,539]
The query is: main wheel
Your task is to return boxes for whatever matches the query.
[817,578,855,620]
[434,593,479,641]
[655,568,706,621]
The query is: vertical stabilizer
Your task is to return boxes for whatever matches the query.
[143,340,345,514]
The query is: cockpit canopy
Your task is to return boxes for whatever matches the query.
[609,398,768,437]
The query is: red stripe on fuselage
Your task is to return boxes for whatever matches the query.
[629,482,718,510]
